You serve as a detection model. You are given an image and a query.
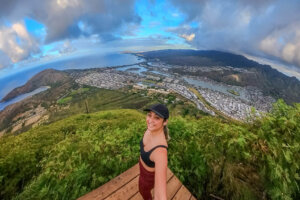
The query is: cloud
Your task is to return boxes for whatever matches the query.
[59,40,76,55]
[0,0,140,43]
[0,22,39,63]
[167,24,197,40]
[169,0,300,69]
[179,33,195,41]
[0,52,12,69]
[100,35,178,51]
[259,23,300,67]
[0,0,140,64]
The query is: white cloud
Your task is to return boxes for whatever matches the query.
[282,43,297,63]
[0,0,140,43]
[59,40,76,54]
[259,35,281,57]
[0,22,39,63]
[0,0,140,68]
[56,0,80,9]
[169,0,300,69]
[180,33,195,41]
[259,23,300,67]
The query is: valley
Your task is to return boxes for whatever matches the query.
[3,49,300,135]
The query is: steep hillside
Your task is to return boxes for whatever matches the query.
[0,72,76,133]
[0,103,299,200]
[1,69,71,102]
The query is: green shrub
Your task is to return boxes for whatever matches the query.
[0,100,299,200]
[250,100,300,199]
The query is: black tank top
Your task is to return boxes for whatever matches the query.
[140,136,168,168]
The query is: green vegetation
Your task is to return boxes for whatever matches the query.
[142,80,156,85]
[0,76,75,132]
[227,89,240,96]
[0,100,299,200]
[49,87,152,122]
[0,110,145,200]
[49,86,202,124]
[57,96,72,105]
[57,87,90,105]
[169,100,299,199]
[70,87,90,96]
[166,94,176,104]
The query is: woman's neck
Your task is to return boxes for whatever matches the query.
[147,128,164,137]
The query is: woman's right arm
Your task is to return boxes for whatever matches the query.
[152,148,168,200]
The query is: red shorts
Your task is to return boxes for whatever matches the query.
[139,159,155,200]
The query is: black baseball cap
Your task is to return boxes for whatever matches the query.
[144,103,169,119]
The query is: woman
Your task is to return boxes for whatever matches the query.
[139,103,170,200]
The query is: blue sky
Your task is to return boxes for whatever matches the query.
[0,0,300,79]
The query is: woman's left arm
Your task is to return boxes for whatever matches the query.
[152,148,168,200]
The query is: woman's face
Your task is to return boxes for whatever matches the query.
[146,111,167,132]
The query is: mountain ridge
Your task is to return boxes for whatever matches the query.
[137,49,300,104]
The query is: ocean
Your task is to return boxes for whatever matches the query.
[0,52,140,110]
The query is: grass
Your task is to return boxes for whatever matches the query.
[227,89,240,96]
[48,86,202,124]
[1,99,299,200]
[70,87,90,96]
[57,96,72,105]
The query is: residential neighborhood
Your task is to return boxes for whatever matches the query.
[74,62,275,121]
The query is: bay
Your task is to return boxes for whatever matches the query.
[0,52,140,110]
[0,86,49,111]
[0,53,140,100]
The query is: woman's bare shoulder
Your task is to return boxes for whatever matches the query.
[151,146,168,165]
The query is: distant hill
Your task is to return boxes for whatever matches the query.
[1,69,71,102]
[0,69,75,133]
[138,49,300,104]
[138,49,261,68]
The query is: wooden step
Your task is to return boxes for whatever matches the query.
[77,163,197,200]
